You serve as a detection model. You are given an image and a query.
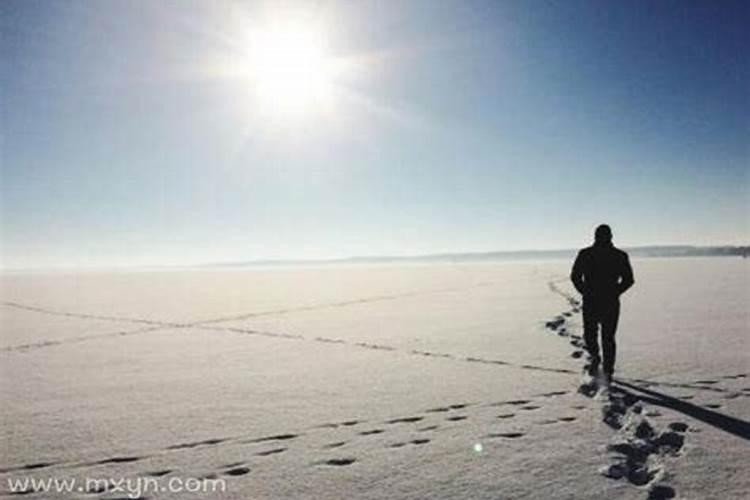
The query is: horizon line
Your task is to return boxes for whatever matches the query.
[2,243,747,273]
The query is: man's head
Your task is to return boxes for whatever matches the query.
[594,224,613,245]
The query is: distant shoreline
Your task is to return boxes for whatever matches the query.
[2,245,747,273]
[201,245,749,268]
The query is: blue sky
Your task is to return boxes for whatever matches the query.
[1,0,748,268]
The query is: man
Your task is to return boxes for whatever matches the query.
[570,224,634,383]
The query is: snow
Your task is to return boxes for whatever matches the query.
[1,257,748,499]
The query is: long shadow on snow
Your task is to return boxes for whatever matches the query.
[615,381,750,441]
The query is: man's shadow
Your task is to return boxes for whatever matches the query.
[613,380,750,441]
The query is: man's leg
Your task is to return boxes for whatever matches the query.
[582,302,600,375]
[601,301,620,378]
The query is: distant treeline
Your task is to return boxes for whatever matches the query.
[207,246,749,267]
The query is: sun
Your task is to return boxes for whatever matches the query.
[247,20,337,118]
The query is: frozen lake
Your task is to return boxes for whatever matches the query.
[1,257,748,499]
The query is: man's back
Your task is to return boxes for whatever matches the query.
[571,244,634,302]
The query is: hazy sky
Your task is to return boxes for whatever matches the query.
[2,0,748,268]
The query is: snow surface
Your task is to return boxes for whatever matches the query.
[1,257,748,499]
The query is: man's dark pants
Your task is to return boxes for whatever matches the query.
[582,298,620,376]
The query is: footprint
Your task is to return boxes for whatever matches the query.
[93,456,142,465]
[647,484,676,500]
[704,403,722,409]
[446,415,467,422]
[558,416,577,423]
[667,422,688,433]
[320,420,360,428]
[678,395,694,400]
[355,342,396,351]
[144,469,171,477]
[644,410,662,417]
[417,425,439,432]
[168,438,226,450]
[606,445,662,485]
[245,433,298,444]
[655,431,685,454]
[538,419,558,425]
[26,462,57,470]
[223,466,251,476]
[540,391,567,397]
[545,318,565,330]
[426,403,468,412]
[387,416,424,424]
[496,413,515,419]
[196,438,226,445]
[359,429,384,436]
[487,432,525,439]
[315,337,346,344]
[601,404,629,430]
[0,462,57,473]
[412,350,449,358]
[390,439,430,448]
[323,441,347,449]
[505,400,531,406]
[633,420,656,439]
[694,380,719,385]
[599,462,658,486]
[520,404,541,411]
[321,458,356,466]
[256,447,287,457]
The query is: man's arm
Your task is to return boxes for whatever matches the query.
[617,254,635,295]
[570,251,586,295]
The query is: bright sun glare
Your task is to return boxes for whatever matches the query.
[248,20,337,118]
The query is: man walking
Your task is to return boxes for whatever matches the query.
[571,225,634,383]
